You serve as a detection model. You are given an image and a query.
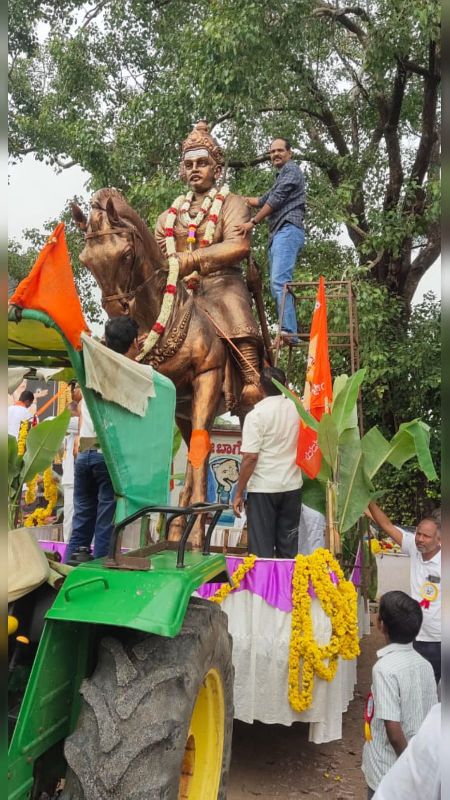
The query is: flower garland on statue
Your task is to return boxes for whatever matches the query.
[209,553,257,604]
[137,185,230,361]
[24,467,58,527]
[288,548,360,713]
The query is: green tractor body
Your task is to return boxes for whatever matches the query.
[8,309,232,800]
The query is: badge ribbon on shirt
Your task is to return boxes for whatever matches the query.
[364,691,374,741]
[419,581,439,609]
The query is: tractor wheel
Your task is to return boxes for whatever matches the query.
[60,597,233,800]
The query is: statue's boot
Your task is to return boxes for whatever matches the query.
[234,339,263,411]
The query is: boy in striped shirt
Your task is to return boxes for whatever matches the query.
[362,591,437,798]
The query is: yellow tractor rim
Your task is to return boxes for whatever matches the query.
[179,668,225,800]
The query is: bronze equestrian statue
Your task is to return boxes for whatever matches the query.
[71,121,264,545]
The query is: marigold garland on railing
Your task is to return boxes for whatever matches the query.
[288,548,360,713]
[209,554,257,604]
[24,467,58,527]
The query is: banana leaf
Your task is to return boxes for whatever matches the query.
[361,426,391,479]
[388,420,437,480]
[301,476,326,515]
[22,409,70,484]
[337,428,374,532]
[273,379,318,431]
[331,368,366,435]
[8,435,22,480]
[318,414,339,475]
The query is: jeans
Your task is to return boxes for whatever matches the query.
[269,223,305,336]
[413,639,441,684]
[64,450,116,563]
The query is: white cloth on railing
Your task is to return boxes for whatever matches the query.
[81,332,155,416]
[208,590,369,743]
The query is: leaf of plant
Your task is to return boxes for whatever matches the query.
[22,409,71,484]
[331,368,366,436]
[337,427,374,533]
[172,425,183,459]
[317,414,339,474]
[395,420,437,481]
[332,374,348,402]
[301,476,326,516]
[272,379,318,431]
[8,435,21,479]
[361,426,390,479]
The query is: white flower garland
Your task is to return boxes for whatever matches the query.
[136,185,229,361]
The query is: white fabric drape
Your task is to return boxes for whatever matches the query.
[207,590,369,742]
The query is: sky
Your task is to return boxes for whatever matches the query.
[8,154,441,307]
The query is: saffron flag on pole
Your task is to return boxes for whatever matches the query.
[296,276,333,478]
[9,223,90,349]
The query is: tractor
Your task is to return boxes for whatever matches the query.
[8,307,234,800]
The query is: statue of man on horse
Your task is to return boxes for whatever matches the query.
[71,121,265,544]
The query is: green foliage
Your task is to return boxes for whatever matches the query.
[9,0,440,304]
[283,368,437,533]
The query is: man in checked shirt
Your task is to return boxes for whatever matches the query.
[237,137,306,346]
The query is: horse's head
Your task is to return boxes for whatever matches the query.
[72,189,146,317]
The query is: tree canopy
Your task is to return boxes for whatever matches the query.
[9,0,440,305]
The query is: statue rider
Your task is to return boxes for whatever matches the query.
[155,121,262,413]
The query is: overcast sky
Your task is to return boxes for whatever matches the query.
[8,154,441,306]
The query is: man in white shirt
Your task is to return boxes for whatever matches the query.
[372,703,441,800]
[232,366,302,557]
[368,501,441,682]
[8,390,34,438]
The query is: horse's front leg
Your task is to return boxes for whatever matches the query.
[186,368,223,548]
[168,416,193,542]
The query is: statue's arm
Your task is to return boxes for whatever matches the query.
[155,212,169,257]
[193,195,251,275]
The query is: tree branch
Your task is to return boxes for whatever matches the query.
[312,3,368,44]
[380,61,408,211]
[401,221,440,304]
[409,41,440,187]
[82,0,112,28]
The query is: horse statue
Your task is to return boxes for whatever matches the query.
[71,188,264,546]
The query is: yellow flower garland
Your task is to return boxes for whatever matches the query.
[25,475,38,505]
[17,420,29,456]
[25,467,59,527]
[288,548,360,713]
[209,554,257,604]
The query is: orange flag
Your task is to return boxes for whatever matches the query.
[9,223,90,349]
[296,276,333,478]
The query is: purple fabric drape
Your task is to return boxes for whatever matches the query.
[197,556,342,613]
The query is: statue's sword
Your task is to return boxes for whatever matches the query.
[246,255,274,366]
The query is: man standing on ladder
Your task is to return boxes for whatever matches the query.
[236,137,306,347]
